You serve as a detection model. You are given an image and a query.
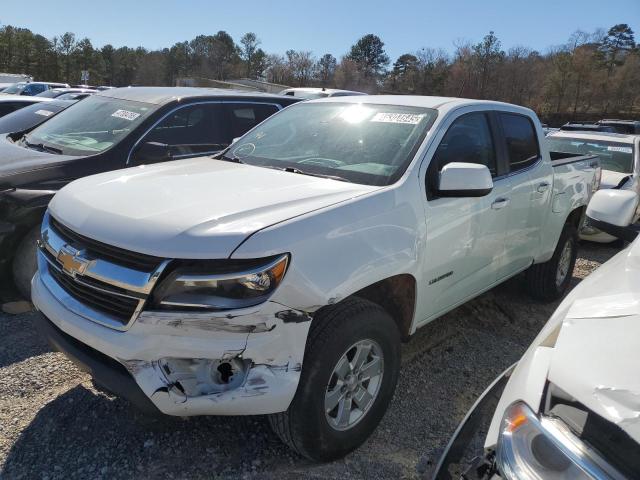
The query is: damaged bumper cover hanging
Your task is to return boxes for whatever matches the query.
[32,272,312,416]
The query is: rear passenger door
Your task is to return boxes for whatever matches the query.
[497,112,553,278]
[225,102,280,140]
[131,103,230,164]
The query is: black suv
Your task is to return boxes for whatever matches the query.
[0,87,299,296]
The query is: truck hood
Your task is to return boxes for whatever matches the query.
[49,157,378,258]
[0,134,78,182]
[547,241,640,443]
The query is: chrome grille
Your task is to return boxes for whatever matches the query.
[39,212,170,330]
[48,264,140,324]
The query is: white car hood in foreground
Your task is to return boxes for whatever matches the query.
[547,241,640,443]
[49,158,378,258]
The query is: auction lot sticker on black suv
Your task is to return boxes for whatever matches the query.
[111,109,141,121]
[371,112,425,124]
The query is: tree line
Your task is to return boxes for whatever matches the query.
[0,23,637,121]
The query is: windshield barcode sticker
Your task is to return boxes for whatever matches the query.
[371,113,425,124]
[111,109,141,121]
[34,109,54,117]
[607,146,632,154]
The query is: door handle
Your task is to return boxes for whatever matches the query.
[491,197,510,210]
[537,181,551,193]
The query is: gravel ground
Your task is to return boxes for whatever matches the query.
[0,243,619,480]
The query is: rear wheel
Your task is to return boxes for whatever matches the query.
[12,224,41,300]
[525,223,578,302]
[269,297,401,461]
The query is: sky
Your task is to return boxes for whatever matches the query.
[2,0,639,61]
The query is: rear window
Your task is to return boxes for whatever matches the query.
[500,113,540,173]
[547,136,634,174]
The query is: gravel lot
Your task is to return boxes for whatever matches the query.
[0,243,618,480]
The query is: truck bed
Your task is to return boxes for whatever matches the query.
[550,150,599,167]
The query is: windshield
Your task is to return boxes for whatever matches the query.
[0,101,70,134]
[547,136,635,174]
[25,95,157,156]
[227,102,437,186]
[2,83,26,94]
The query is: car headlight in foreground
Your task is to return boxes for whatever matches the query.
[154,254,289,310]
[497,402,619,479]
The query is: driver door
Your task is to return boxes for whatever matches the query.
[419,111,511,319]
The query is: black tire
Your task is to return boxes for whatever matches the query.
[12,224,41,300]
[525,223,578,302]
[269,297,401,461]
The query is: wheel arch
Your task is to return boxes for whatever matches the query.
[566,205,586,230]
[345,273,417,340]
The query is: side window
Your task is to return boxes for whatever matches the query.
[432,112,497,177]
[134,103,229,162]
[226,103,279,139]
[499,113,540,173]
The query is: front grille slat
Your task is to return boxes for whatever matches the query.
[50,217,162,272]
[49,266,139,323]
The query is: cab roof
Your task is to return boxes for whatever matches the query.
[309,94,535,114]
[96,86,297,105]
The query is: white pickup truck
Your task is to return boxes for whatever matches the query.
[32,96,600,461]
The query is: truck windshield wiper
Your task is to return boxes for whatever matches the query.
[212,149,244,164]
[265,165,350,183]
[220,153,244,164]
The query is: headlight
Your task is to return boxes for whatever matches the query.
[154,254,289,310]
[497,402,613,479]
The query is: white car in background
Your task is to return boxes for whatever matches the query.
[547,131,640,243]
[434,188,640,480]
[279,87,367,99]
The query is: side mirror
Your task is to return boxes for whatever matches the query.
[437,162,493,197]
[586,189,639,242]
[134,141,172,164]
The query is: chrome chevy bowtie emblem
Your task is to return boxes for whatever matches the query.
[56,245,91,277]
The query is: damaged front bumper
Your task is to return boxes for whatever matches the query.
[32,271,312,416]
[433,365,515,480]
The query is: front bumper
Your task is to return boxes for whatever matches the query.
[32,271,312,416]
[433,365,515,480]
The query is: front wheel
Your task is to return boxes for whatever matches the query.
[525,223,578,302]
[269,297,401,461]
